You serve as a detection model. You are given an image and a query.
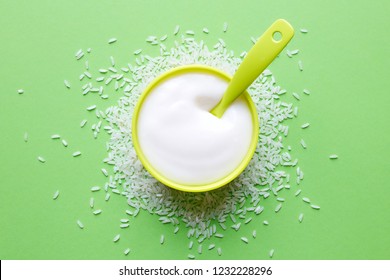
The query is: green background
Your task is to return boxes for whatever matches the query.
[1,0,389,260]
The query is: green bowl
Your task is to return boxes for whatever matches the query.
[132,65,259,192]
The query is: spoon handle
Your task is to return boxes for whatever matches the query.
[211,19,294,118]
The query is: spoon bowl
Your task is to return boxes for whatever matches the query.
[132,65,259,192]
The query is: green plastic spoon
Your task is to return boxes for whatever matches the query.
[210,19,294,118]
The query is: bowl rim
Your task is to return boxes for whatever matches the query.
[132,64,259,192]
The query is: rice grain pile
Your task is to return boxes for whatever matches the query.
[69,27,318,258]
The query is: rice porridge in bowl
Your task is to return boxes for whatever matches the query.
[132,65,259,192]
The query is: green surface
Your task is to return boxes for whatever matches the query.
[1,0,389,260]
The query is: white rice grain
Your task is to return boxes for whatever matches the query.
[72,151,81,157]
[62,139,68,147]
[113,234,120,242]
[53,190,60,200]
[80,119,87,127]
[292,92,300,100]
[298,60,303,71]
[101,168,108,177]
[217,247,222,256]
[87,105,97,111]
[173,25,180,35]
[223,22,228,32]
[37,156,46,163]
[77,220,84,229]
[64,80,71,89]
[300,139,307,149]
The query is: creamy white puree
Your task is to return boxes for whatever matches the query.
[137,73,253,185]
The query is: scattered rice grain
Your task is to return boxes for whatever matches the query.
[300,139,307,149]
[292,92,300,100]
[223,22,228,32]
[64,80,71,89]
[72,151,81,157]
[113,234,120,242]
[217,247,222,256]
[241,237,249,244]
[61,139,68,147]
[298,60,303,71]
[160,235,165,244]
[37,156,46,163]
[53,190,60,200]
[77,220,84,229]
[173,25,180,35]
[87,105,97,111]
[101,168,108,177]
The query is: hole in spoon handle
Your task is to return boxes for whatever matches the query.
[269,19,294,45]
[272,31,282,42]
